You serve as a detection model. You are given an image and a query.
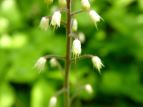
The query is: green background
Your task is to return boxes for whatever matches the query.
[0,0,143,107]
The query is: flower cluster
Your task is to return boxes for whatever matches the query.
[35,0,104,106]
[37,0,104,76]
[37,0,104,74]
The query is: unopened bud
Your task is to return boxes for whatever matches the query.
[72,39,82,57]
[0,34,12,48]
[51,11,61,28]
[91,56,104,72]
[72,19,78,32]
[81,0,91,11]
[34,57,47,72]
[59,0,66,7]
[45,0,53,5]
[39,17,49,31]
[89,10,102,25]
[85,84,93,94]
[78,32,85,43]
[50,58,58,67]
[49,96,57,107]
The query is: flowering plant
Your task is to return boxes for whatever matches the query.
[35,0,104,107]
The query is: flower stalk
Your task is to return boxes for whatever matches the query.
[64,0,71,107]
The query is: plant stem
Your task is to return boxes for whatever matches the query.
[71,10,84,16]
[64,0,71,107]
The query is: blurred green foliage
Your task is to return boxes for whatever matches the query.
[0,0,143,107]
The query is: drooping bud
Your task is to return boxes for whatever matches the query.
[45,0,53,5]
[72,39,82,57]
[89,10,102,25]
[84,84,93,94]
[81,0,91,11]
[91,56,104,72]
[51,11,61,28]
[39,16,49,31]
[50,58,58,67]
[34,57,47,72]
[72,19,78,32]
[59,0,66,7]
[78,32,85,43]
[49,96,57,107]
[0,34,12,48]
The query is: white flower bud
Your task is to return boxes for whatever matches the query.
[59,0,66,7]
[78,32,85,43]
[72,39,81,57]
[34,57,46,72]
[84,84,93,94]
[91,56,104,72]
[50,58,58,67]
[81,0,90,11]
[45,0,53,5]
[89,10,102,25]
[72,19,78,32]
[49,96,57,107]
[0,34,12,48]
[39,17,49,31]
[51,11,61,28]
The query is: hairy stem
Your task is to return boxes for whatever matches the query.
[64,0,71,107]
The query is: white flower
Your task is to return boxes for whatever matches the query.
[49,96,57,107]
[78,32,85,43]
[91,56,104,72]
[39,16,49,31]
[89,10,102,25]
[51,11,61,28]
[84,84,93,94]
[72,19,78,32]
[59,0,66,7]
[50,58,58,67]
[81,0,90,11]
[34,57,46,72]
[72,39,81,57]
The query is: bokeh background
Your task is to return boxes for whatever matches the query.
[0,0,143,107]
